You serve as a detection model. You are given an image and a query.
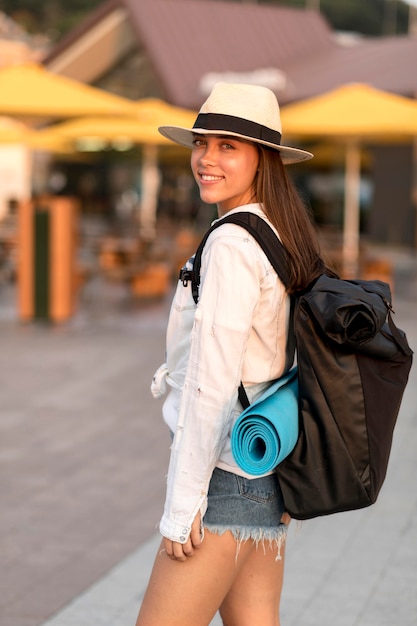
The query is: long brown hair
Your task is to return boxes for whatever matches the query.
[255,145,327,293]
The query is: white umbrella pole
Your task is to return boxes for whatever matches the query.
[413,138,417,249]
[342,142,361,278]
[140,144,160,242]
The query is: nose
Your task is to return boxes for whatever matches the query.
[198,142,216,166]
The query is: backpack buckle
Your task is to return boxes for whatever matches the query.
[179,267,194,287]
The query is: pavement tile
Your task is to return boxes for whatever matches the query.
[0,284,171,625]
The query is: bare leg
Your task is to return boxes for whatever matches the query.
[135,530,286,626]
[136,530,239,626]
[219,539,286,626]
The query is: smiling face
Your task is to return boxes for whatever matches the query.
[190,134,260,216]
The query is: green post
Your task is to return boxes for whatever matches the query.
[34,208,50,320]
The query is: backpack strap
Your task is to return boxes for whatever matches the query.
[191,212,291,301]
[186,211,296,409]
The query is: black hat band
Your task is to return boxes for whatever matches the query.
[192,113,282,146]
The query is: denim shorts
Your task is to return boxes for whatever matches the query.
[203,467,287,554]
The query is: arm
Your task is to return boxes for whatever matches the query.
[160,232,265,548]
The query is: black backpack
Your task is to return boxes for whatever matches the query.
[187,211,413,520]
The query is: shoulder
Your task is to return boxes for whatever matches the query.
[204,222,263,263]
[204,207,278,265]
[209,205,279,240]
[200,223,275,285]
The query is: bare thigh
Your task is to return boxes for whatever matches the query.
[135,530,285,626]
[220,537,286,626]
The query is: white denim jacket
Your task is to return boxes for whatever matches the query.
[151,204,290,544]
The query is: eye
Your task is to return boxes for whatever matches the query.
[192,137,206,147]
[221,141,234,150]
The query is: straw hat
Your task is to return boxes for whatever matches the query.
[158,82,313,164]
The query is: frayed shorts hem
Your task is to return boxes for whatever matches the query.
[203,522,288,560]
[204,521,288,543]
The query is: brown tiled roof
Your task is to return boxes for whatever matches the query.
[286,35,417,102]
[44,0,417,108]
[123,0,334,108]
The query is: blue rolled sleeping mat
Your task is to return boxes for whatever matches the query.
[231,367,299,476]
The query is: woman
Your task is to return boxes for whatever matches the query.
[136,83,324,626]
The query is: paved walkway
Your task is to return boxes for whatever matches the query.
[1,267,417,626]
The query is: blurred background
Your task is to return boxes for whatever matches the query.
[0,0,417,323]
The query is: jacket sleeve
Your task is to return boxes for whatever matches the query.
[159,232,266,543]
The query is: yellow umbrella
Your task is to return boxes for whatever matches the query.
[0,63,137,119]
[0,63,138,216]
[281,83,417,276]
[281,83,417,139]
[134,98,197,129]
[34,98,197,239]
[0,116,74,156]
[0,117,34,143]
[33,114,173,150]
[33,98,196,148]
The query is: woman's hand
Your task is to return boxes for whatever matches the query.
[163,511,203,562]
